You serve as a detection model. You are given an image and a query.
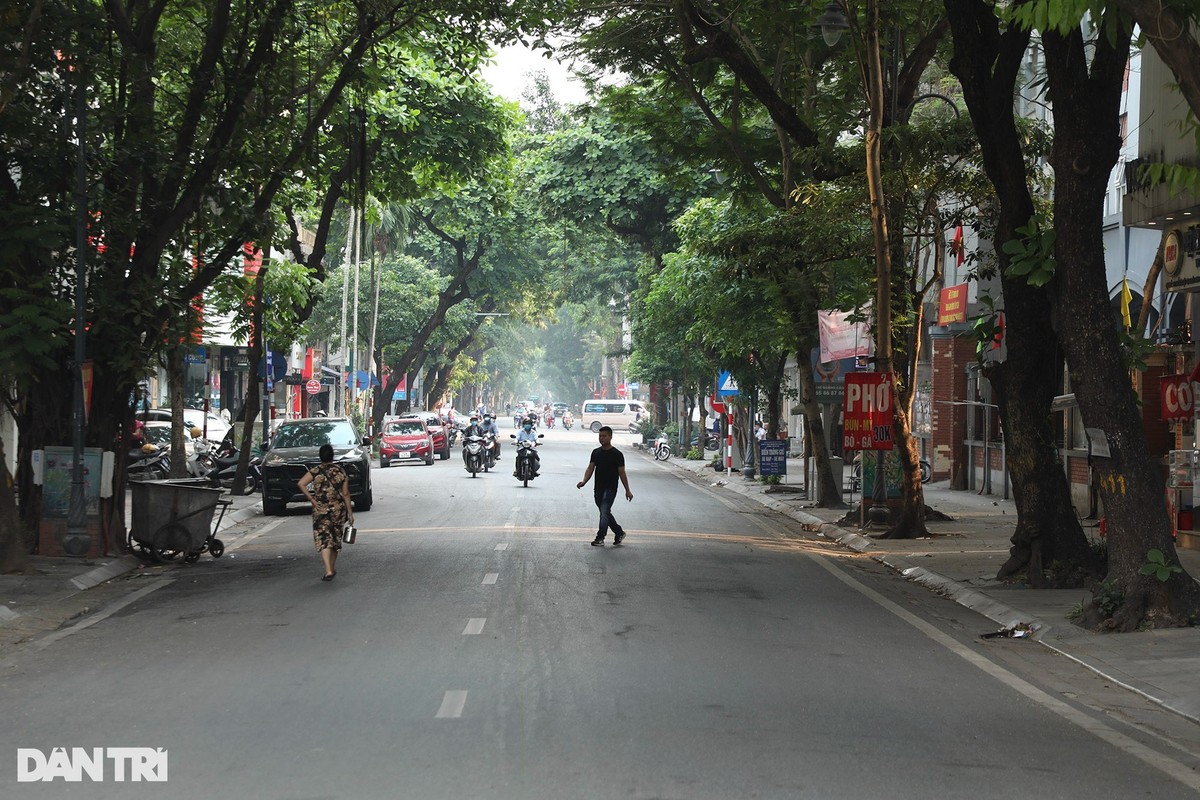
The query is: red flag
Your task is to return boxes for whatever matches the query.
[951,225,965,267]
[302,347,314,380]
[991,313,1005,350]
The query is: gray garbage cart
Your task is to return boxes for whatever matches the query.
[129,479,230,563]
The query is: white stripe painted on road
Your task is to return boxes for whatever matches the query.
[504,506,520,529]
[482,572,499,585]
[435,690,468,718]
[463,618,486,635]
[33,578,173,650]
[808,555,1200,793]
[494,542,509,551]
[223,518,285,553]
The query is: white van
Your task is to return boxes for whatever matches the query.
[581,399,645,433]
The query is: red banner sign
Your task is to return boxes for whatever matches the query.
[1161,374,1195,421]
[843,373,894,450]
[938,284,968,325]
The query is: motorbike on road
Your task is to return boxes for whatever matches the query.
[484,433,498,472]
[510,433,544,486]
[463,434,487,477]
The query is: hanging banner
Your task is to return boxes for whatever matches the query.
[1161,374,1194,421]
[818,309,872,362]
[938,284,968,325]
[843,372,893,451]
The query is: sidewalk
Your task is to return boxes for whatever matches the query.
[651,449,1200,725]
[0,488,263,655]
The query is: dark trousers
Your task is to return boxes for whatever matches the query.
[594,486,625,540]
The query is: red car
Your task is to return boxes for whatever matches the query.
[399,411,451,459]
[379,418,435,467]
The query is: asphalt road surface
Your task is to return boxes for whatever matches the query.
[4,423,1200,799]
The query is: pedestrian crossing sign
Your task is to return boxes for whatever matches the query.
[718,371,739,396]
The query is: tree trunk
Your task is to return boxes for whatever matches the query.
[945,0,1102,585]
[168,347,187,478]
[234,263,266,496]
[797,351,842,507]
[0,437,31,574]
[1044,23,1200,629]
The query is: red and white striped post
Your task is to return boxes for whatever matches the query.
[726,412,734,471]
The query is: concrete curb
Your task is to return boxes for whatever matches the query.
[69,555,143,591]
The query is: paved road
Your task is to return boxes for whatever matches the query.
[3,424,1200,798]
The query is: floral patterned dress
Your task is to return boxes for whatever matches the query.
[307,463,349,551]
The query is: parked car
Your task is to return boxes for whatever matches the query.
[260,417,372,515]
[139,408,231,442]
[379,418,435,467]
[399,411,450,459]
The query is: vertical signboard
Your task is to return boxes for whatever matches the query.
[842,373,894,451]
[758,439,788,477]
[1161,374,1194,421]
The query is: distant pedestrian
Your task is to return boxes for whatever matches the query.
[297,443,353,581]
[754,421,767,442]
[576,425,633,546]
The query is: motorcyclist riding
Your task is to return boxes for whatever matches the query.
[462,414,485,465]
[513,419,540,477]
[480,413,500,461]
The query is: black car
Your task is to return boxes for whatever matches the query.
[260,417,373,515]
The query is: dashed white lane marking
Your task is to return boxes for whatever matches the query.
[503,506,520,529]
[482,573,499,585]
[435,690,468,718]
[494,543,509,551]
[463,618,486,635]
[808,555,1200,793]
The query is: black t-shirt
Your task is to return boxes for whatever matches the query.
[589,446,625,493]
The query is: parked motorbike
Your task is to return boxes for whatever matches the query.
[652,432,671,461]
[186,437,215,479]
[208,447,262,493]
[463,434,487,478]
[128,443,171,481]
[510,433,544,486]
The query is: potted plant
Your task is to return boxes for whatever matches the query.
[634,416,656,444]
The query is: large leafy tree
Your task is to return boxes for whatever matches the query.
[944,0,1102,588]
[0,0,560,552]
[1036,7,1200,628]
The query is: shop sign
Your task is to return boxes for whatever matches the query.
[843,372,893,450]
[1161,373,1194,421]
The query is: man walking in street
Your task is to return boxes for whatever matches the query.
[577,425,634,546]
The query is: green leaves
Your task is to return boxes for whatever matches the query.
[1140,549,1183,582]
[1001,214,1057,287]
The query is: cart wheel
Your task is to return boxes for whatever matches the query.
[209,539,225,558]
[152,523,191,563]
[153,547,182,562]
[183,551,201,564]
